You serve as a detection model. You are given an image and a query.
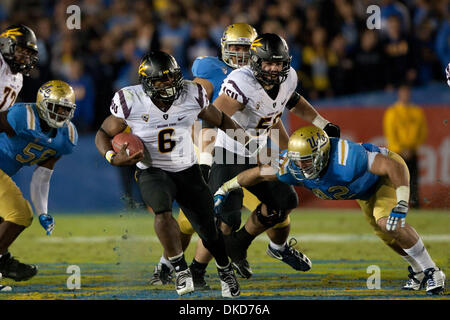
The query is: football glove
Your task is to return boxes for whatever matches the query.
[39,213,55,236]
[323,123,340,138]
[386,200,408,231]
[213,187,229,214]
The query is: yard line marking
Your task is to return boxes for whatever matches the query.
[35,234,450,243]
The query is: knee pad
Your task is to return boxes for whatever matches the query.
[176,209,195,235]
[217,210,241,232]
[272,215,290,229]
[255,203,288,228]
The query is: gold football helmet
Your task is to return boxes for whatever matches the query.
[36,80,76,128]
[221,23,258,69]
[287,126,331,180]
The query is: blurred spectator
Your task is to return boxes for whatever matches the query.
[301,27,338,99]
[329,33,355,95]
[381,15,417,89]
[353,30,385,92]
[383,84,427,209]
[185,22,217,70]
[158,6,191,77]
[65,59,95,132]
[435,16,450,70]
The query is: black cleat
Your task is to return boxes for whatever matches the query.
[190,266,211,291]
[149,263,174,285]
[266,238,312,272]
[231,259,253,279]
[0,253,38,282]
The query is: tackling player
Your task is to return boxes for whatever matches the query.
[0,80,77,289]
[208,33,340,279]
[95,51,253,297]
[0,25,39,111]
[215,126,446,295]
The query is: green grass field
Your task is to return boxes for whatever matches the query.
[1,209,448,300]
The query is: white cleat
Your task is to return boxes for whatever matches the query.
[402,266,425,291]
[175,269,194,296]
[217,263,240,298]
[424,267,446,295]
[0,273,12,292]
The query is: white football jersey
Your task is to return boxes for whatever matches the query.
[110,81,209,172]
[0,53,23,111]
[216,65,298,157]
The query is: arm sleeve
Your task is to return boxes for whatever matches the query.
[30,166,53,215]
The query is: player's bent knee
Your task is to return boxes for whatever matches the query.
[2,201,34,228]
[272,215,290,229]
[255,203,288,228]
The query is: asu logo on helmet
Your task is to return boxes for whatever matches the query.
[0,24,38,76]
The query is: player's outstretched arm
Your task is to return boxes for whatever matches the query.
[289,94,340,138]
[369,153,410,231]
[214,165,277,212]
[95,115,144,166]
[31,156,60,235]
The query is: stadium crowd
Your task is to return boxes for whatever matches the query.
[0,0,448,132]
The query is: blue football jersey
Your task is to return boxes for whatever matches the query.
[0,103,78,176]
[277,138,381,200]
[191,56,233,102]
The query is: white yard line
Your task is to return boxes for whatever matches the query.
[35,234,450,243]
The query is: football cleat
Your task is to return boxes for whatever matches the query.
[402,266,425,291]
[149,262,174,285]
[424,267,446,295]
[190,266,211,291]
[175,268,194,296]
[266,238,312,272]
[0,252,38,281]
[217,264,240,298]
[0,273,12,292]
[231,259,253,279]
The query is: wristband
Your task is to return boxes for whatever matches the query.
[312,115,329,130]
[222,176,241,193]
[199,152,213,167]
[105,150,116,164]
[396,186,410,204]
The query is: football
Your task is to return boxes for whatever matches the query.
[112,132,144,156]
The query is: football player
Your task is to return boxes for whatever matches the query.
[0,80,77,288]
[95,51,252,297]
[206,33,340,279]
[150,23,261,289]
[0,25,39,111]
[215,126,446,295]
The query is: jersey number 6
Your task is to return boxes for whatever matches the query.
[158,128,176,153]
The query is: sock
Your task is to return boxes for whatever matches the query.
[160,256,174,271]
[190,259,208,272]
[403,238,436,271]
[401,255,422,273]
[269,240,287,252]
[216,261,231,270]
[168,252,188,273]
[234,227,256,251]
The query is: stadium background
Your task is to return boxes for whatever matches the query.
[1,0,448,212]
